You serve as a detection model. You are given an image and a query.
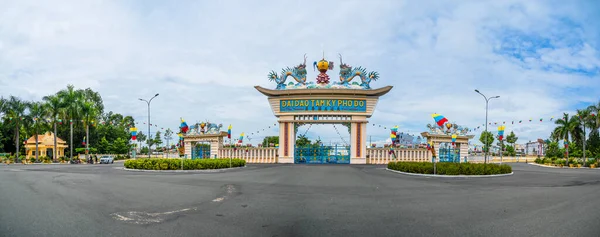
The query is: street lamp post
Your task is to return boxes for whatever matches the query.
[139,93,159,158]
[475,89,500,164]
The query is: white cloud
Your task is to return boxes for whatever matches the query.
[0,0,598,146]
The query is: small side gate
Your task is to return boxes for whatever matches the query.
[192,145,210,159]
[294,145,350,164]
[439,145,460,162]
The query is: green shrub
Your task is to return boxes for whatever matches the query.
[124,158,246,170]
[387,162,512,175]
[534,157,542,164]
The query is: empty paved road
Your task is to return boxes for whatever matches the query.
[1,163,599,236]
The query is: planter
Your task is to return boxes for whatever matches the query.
[569,164,574,168]
[591,164,596,169]
[577,164,582,168]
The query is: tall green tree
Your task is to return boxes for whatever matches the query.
[587,101,600,134]
[81,100,99,160]
[28,102,46,162]
[552,113,581,165]
[153,131,163,150]
[0,97,6,152]
[479,131,495,154]
[506,131,518,155]
[136,131,146,152]
[5,96,29,158]
[164,129,173,152]
[57,84,83,162]
[43,95,62,160]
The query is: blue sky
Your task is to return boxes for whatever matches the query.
[0,0,599,146]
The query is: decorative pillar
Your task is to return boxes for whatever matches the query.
[350,121,367,164]
[184,140,192,158]
[278,120,295,163]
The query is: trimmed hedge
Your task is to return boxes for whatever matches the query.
[124,158,246,170]
[387,162,512,175]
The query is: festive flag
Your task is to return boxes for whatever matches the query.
[497,125,505,140]
[426,142,432,150]
[512,121,514,124]
[82,136,86,146]
[180,118,189,133]
[431,113,448,127]
[390,134,396,139]
[130,127,137,140]
[227,124,232,139]
[451,134,457,146]
[551,116,554,121]
[238,133,245,143]
[540,118,543,122]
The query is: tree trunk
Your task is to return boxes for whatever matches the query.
[70,122,73,162]
[54,122,58,161]
[35,127,39,162]
[15,120,19,161]
[86,124,89,161]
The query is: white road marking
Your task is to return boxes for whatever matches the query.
[112,185,236,224]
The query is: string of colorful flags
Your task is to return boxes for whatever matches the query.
[469,113,597,132]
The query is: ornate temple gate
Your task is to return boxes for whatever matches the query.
[256,86,392,164]
[421,132,473,163]
[183,132,227,159]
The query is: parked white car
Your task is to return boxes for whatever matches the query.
[99,155,114,164]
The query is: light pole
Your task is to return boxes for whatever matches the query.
[475,89,500,164]
[139,93,159,158]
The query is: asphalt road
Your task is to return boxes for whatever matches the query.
[1,162,599,237]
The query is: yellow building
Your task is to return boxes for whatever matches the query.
[24,132,68,159]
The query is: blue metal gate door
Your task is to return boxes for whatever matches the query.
[192,145,210,159]
[294,145,350,164]
[439,145,460,163]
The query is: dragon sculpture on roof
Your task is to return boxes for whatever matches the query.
[337,54,379,89]
[267,54,308,90]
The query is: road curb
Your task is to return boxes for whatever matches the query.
[385,168,514,178]
[120,166,246,173]
[528,162,599,169]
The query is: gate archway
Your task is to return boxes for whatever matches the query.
[255,86,392,164]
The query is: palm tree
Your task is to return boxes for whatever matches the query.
[588,101,600,134]
[28,102,46,162]
[5,96,29,160]
[57,85,83,162]
[81,100,99,161]
[43,95,62,160]
[164,128,173,157]
[552,113,581,165]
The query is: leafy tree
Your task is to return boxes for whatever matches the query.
[57,84,83,161]
[545,141,560,158]
[111,137,129,154]
[164,128,173,150]
[4,96,29,157]
[153,131,162,149]
[97,137,111,154]
[552,113,582,164]
[505,145,516,156]
[262,136,279,147]
[506,131,518,151]
[587,130,600,157]
[141,146,149,154]
[42,95,62,160]
[28,102,46,162]
[136,131,147,151]
[295,134,311,147]
[587,101,600,134]
[479,131,494,153]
